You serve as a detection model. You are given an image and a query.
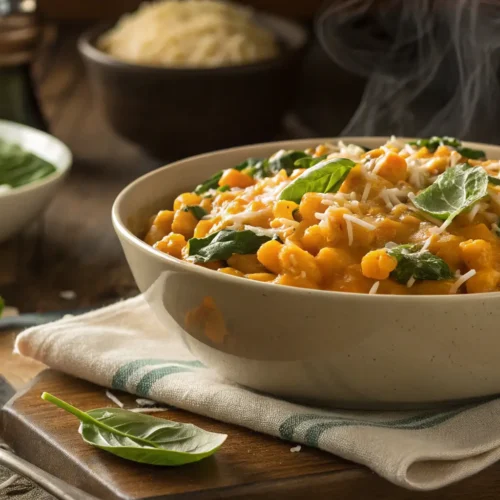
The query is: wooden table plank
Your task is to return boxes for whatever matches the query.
[3,370,500,500]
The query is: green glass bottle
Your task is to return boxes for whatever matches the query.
[0,2,47,130]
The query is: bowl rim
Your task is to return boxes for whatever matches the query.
[77,11,308,75]
[0,119,72,200]
[112,136,500,301]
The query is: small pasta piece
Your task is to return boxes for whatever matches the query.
[219,168,254,188]
[274,274,319,290]
[171,209,198,239]
[257,239,282,275]
[153,210,175,234]
[193,219,215,238]
[375,153,408,184]
[154,233,186,259]
[273,200,299,220]
[465,269,500,293]
[301,225,328,255]
[279,243,321,284]
[315,247,353,285]
[218,267,244,277]
[361,249,398,280]
[299,193,327,224]
[459,239,493,270]
[173,192,202,210]
[144,225,166,246]
[227,254,266,274]
[246,272,276,282]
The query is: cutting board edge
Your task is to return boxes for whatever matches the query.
[1,369,128,499]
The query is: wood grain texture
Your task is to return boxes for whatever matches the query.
[2,370,500,500]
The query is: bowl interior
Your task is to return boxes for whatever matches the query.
[0,120,72,197]
[116,136,500,237]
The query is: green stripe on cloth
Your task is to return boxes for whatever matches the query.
[279,406,474,446]
[136,366,195,397]
[112,359,205,391]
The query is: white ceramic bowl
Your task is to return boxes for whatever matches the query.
[0,120,72,243]
[113,137,500,409]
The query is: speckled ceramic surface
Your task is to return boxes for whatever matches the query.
[113,137,500,409]
[0,120,72,243]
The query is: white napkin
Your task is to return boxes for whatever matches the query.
[14,296,500,491]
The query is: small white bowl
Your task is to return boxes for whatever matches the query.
[0,120,72,243]
[113,137,500,409]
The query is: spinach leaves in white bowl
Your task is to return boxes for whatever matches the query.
[0,138,57,191]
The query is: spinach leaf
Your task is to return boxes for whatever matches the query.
[268,150,309,177]
[387,244,453,284]
[250,151,310,180]
[293,155,327,169]
[456,147,486,160]
[279,158,356,204]
[194,158,262,194]
[183,206,208,220]
[489,175,500,186]
[0,139,56,188]
[412,163,488,221]
[41,392,226,466]
[408,136,485,159]
[409,136,461,151]
[188,229,271,263]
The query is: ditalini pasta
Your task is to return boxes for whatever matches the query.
[144,137,500,295]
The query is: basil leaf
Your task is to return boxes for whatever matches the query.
[194,158,261,194]
[293,155,327,169]
[457,147,486,160]
[0,139,56,188]
[183,205,208,220]
[387,244,453,284]
[279,158,356,204]
[412,163,488,220]
[409,136,461,152]
[188,229,271,263]
[42,392,226,466]
[489,176,500,186]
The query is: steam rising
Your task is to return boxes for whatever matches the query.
[316,0,500,142]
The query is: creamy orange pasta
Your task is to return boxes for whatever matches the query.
[144,137,500,295]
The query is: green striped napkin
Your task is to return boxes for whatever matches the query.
[15,296,500,491]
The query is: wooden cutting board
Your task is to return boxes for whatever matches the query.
[1,370,500,500]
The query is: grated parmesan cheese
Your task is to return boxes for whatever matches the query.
[449,269,476,294]
[343,213,376,231]
[361,182,372,203]
[105,390,125,408]
[345,216,354,246]
[406,276,416,288]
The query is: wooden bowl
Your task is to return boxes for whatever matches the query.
[78,15,308,160]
